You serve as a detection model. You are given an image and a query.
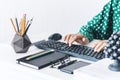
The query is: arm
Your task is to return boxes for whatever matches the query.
[79,1,111,42]
[64,1,112,52]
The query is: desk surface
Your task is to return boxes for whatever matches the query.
[0,41,120,80]
[0,44,75,80]
[74,59,120,80]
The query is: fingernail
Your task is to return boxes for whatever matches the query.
[69,44,71,47]
[65,41,68,44]
[69,43,71,47]
[94,49,97,52]
[94,49,100,53]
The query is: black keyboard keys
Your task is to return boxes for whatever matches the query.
[34,40,105,61]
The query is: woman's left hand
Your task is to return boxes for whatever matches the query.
[92,40,108,52]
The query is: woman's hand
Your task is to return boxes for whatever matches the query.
[64,34,89,46]
[64,34,107,52]
[92,40,108,52]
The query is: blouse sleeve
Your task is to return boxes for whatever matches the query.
[79,1,111,42]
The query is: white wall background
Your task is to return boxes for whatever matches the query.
[0,0,109,44]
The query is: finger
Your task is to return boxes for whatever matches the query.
[94,41,104,52]
[82,37,89,44]
[96,42,106,52]
[69,34,85,45]
[64,35,68,41]
[68,35,77,46]
[64,35,67,41]
[92,40,101,48]
[64,34,72,44]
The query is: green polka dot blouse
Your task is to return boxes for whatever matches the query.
[79,0,120,42]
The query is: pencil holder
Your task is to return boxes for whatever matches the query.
[12,34,31,53]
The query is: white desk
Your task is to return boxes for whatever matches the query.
[74,59,120,80]
[0,41,120,80]
[0,44,76,80]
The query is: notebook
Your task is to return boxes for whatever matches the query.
[16,50,67,69]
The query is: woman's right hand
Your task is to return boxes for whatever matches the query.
[64,33,89,46]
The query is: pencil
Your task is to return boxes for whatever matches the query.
[21,14,26,36]
[26,50,55,61]
[10,18,18,35]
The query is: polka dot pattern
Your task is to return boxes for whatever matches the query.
[79,0,120,42]
[104,31,120,60]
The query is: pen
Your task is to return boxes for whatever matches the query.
[15,17,19,33]
[58,60,77,69]
[26,20,29,28]
[23,17,33,36]
[26,49,55,61]
[10,18,18,35]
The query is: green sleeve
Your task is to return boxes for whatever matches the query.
[79,1,111,42]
